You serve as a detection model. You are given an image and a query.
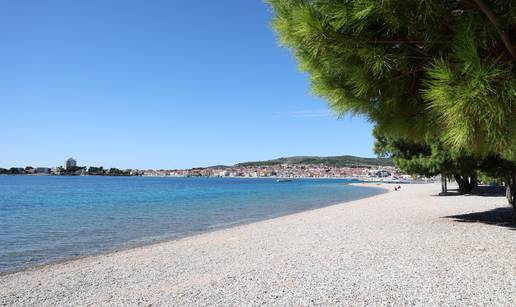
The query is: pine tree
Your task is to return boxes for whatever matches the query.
[269,0,516,217]
[374,130,480,193]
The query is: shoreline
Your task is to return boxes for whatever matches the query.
[2,183,514,305]
[0,174,419,182]
[0,183,388,276]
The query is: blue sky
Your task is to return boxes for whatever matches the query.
[1,0,375,169]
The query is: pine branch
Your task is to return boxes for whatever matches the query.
[388,67,426,82]
[371,40,449,44]
[470,0,516,60]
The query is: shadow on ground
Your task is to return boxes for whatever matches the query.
[433,185,506,197]
[443,207,515,230]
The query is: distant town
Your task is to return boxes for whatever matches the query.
[0,157,414,181]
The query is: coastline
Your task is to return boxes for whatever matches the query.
[1,183,514,305]
[0,182,387,276]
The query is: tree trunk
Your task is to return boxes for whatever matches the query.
[507,169,516,223]
[454,173,467,193]
[454,174,463,193]
[453,173,476,194]
[441,174,448,195]
[470,174,478,190]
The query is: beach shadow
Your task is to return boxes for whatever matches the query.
[470,185,506,196]
[432,185,506,197]
[443,207,516,230]
[434,190,462,196]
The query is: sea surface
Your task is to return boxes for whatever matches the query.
[0,176,383,273]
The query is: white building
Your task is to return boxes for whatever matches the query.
[65,158,77,170]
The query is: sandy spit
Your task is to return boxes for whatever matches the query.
[1,183,515,306]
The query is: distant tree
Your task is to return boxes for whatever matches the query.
[88,166,105,176]
[9,167,22,175]
[58,166,85,176]
[108,168,130,176]
[374,131,480,193]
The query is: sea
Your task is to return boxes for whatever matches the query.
[0,176,384,273]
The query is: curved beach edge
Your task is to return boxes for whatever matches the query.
[1,183,515,306]
[0,182,387,276]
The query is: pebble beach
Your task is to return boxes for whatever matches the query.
[1,183,515,306]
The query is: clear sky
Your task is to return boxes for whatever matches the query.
[1,0,376,169]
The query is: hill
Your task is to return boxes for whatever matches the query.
[235,155,393,168]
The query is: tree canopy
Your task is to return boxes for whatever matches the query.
[269,0,515,156]
[269,0,516,210]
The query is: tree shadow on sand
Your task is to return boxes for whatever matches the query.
[433,185,515,229]
[432,185,506,197]
[443,207,516,230]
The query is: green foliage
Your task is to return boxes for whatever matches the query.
[236,155,393,168]
[60,166,86,176]
[107,168,131,176]
[478,173,502,185]
[270,0,516,198]
[478,155,516,181]
[269,0,516,160]
[3,168,24,175]
[88,166,106,176]
[374,130,477,177]
[270,0,454,141]
[423,17,516,157]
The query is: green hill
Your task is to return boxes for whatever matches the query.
[236,155,393,168]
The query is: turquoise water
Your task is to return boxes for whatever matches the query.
[0,176,383,273]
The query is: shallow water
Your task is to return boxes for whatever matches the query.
[0,176,383,273]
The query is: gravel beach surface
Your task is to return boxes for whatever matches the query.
[1,183,515,306]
